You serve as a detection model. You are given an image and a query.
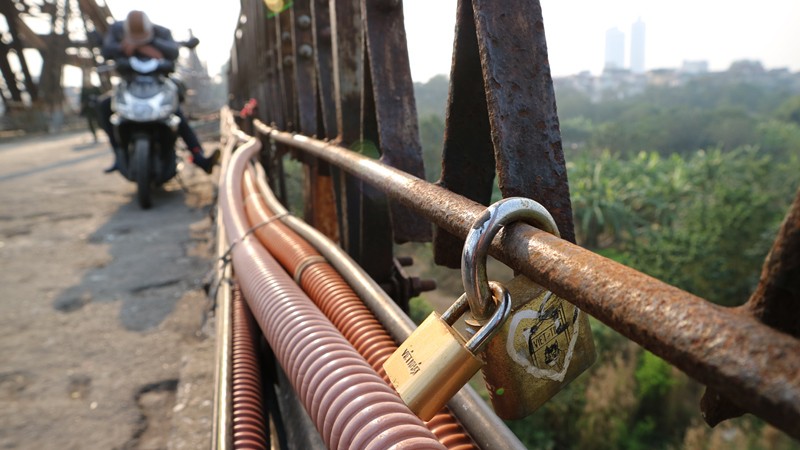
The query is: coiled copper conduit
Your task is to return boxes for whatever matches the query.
[231,282,269,450]
[220,138,445,449]
[240,166,478,450]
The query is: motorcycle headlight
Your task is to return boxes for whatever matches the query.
[155,92,178,119]
[113,90,134,118]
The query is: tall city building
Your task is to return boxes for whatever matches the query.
[604,27,625,70]
[630,18,646,74]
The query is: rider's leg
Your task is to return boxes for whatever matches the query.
[176,108,219,174]
[96,97,119,172]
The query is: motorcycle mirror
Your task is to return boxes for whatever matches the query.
[184,37,200,49]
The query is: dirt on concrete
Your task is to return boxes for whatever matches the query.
[0,129,219,449]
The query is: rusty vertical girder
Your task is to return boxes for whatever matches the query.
[328,0,364,262]
[357,45,396,286]
[434,0,574,269]
[311,0,337,138]
[1,3,38,101]
[433,0,495,268]
[362,0,432,244]
[264,5,282,125]
[292,0,317,135]
[471,0,575,243]
[278,11,297,130]
[293,0,337,242]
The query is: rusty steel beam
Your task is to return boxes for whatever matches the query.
[77,0,113,35]
[434,0,495,268]
[329,0,363,260]
[3,6,39,100]
[278,10,297,130]
[311,0,337,139]
[355,47,396,286]
[293,0,317,135]
[472,0,575,243]
[434,0,574,269]
[250,119,800,440]
[0,43,24,102]
[362,0,432,244]
[293,0,338,242]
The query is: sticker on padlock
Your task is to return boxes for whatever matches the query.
[383,282,511,421]
[462,197,596,420]
[477,276,596,419]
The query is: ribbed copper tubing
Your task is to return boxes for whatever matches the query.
[220,139,445,449]
[231,283,269,450]
[241,168,478,450]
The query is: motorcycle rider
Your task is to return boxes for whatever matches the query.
[97,10,219,174]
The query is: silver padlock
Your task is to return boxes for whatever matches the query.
[463,197,596,419]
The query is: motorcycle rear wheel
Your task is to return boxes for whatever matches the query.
[135,137,152,209]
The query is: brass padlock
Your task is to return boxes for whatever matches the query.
[383,282,511,421]
[462,197,596,420]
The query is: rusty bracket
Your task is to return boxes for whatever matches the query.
[701,188,800,427]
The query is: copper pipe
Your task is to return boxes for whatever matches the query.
[246,159,525,450]
[240,167,478,449]
[219,138,445,449]
[231,283,268,450]
[212,109,245,450]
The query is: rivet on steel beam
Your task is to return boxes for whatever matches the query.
[298,44,313,59]
[283,55,294,67]
[319,26,332,41]
[282,31,291,42]
[297,14,311,29]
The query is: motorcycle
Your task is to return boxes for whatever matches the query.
[107,38,199,209]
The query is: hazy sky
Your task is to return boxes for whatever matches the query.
[101,0,800,82]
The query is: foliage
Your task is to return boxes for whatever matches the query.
[418,114,445,182]
[413,75,450,118]
[635,351,674,400]
[567,146,797,305]
[408,296,433,325]
[556,76,800,155]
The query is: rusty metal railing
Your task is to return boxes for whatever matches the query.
[247,119,800,440]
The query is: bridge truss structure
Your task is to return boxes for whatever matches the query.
[0,0,113,130]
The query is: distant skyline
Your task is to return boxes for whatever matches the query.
[71,0,800,84]
[604,27,625,70]
[630,19,646,74]
[404,0,800,81]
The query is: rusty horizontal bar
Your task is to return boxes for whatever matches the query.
[250,119,800,439]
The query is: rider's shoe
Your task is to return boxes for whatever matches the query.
[103,161,119,173]
[193,148,221,175]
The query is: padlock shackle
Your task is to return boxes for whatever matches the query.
[462,197,560,321]
[466,281,511,353]
[441,293,470,325]
[440,283,511,352]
